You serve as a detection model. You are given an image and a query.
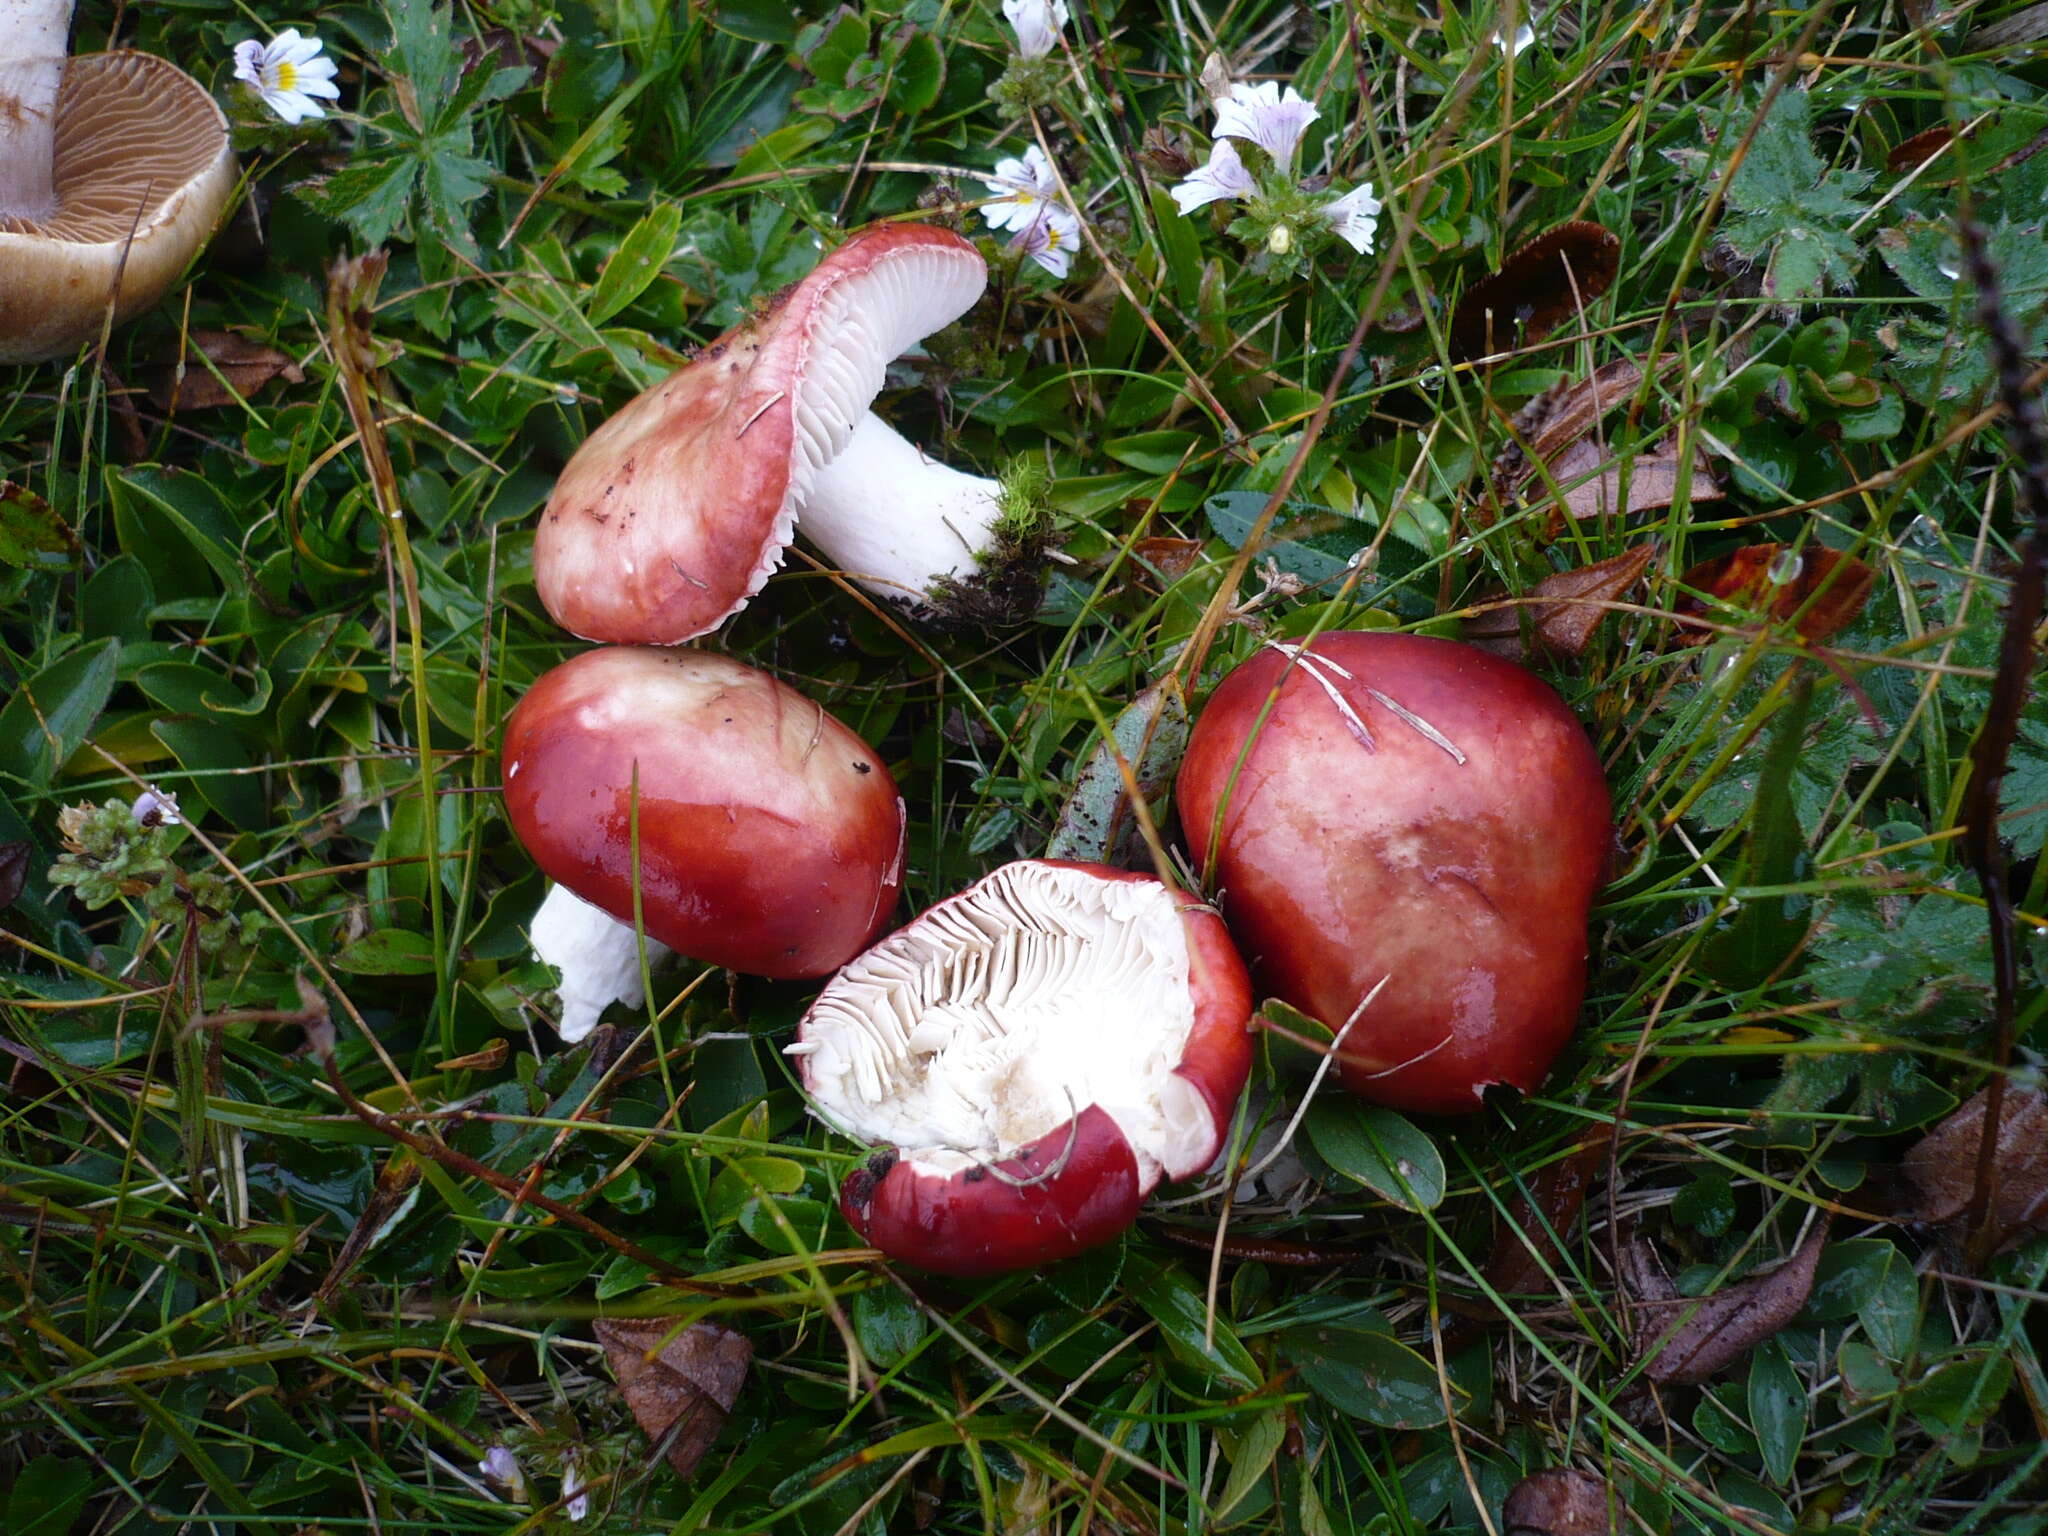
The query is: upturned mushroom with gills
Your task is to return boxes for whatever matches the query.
[536,223,1042,645]
[1176,633,1611,1115]
[0,0,237,364]
[501,647,908,1041]
[790,860,1254,1276]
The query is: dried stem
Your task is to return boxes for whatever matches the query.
[1956,215,2048,1271]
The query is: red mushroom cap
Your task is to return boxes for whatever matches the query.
[535,224,987,644]
[1176,633,1610,1114]
[794,859,1254,1276]
[502,647,906,979]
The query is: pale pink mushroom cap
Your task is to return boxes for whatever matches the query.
[536,225,990,644]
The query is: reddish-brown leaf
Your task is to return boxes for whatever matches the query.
[1676,543,1876,642]
[1626,1225,1829,1384]
[1130,537,1206,584]
[0,842,27,910]
[1887,126,1953,174]
[1901,1086,2048,1254]
[149,330,305,413]
[1479,1130,1615,1300]
[1450,222,1621,362]
[1502,1468,1625,1536]
[1469,544,1654,662]
[595,1317,751,1479]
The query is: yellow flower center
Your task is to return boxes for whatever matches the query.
[275,60,298,91]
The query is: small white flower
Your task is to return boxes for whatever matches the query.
[1321,182,1383,254]
[1013,203,1082,278]
[1168,138,1258,215]
[1493,23,1538,55]
[130,787,182,828]
[980,145,1063,233]
[232,29,340,124]
[1212,80,1321,166]
[561,1458,589,1522]
[478,1446,527,1501]
[1002,0,1069,59]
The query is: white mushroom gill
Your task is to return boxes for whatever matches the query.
[783,240,1004,601]
[796,864,1213,1184]
[529,882,673,1043]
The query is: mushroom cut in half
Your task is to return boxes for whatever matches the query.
[502,647,907,1041]
[1,3,236,363]
[539,224,1022,644]
[793,860,1253,1276]
[1177,634,1610,1115]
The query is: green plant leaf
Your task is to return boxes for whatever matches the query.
[1302,1097,1446,1211]
[1280,1323,1449,1427]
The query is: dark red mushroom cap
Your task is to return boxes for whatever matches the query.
[1176,633,1610,1115]
[502,647,905,979]
[793,859,1254,1276]
[535,224,988,644]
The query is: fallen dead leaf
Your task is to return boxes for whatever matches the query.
[1887,125,1954,174]
[1625,1223,1829,1384]
[595,1317,751,1479]
[1479,1130,1615,1303]
[1129,537,1205,585]
[1900,1085,2048,1255]
[1468,545,1655,662]
[0,842,27,909]
[1451,222,1621,363]
[1502,1468,1625,1536]
[1675,543,1875,643]
[149,330,305,413]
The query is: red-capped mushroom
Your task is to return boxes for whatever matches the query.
[1176,633,1609,1114]
[502,647,906,1040]
[790,859,1253,1276]
[537,224,1019,645]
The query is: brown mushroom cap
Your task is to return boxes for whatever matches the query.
[0,52,236,365]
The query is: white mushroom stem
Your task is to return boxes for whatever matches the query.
[797,411,1006,603]
[528,883,673,1044]
[0,0,71,219]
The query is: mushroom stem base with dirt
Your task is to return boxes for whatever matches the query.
[0,0,73,219]
[797,411,1005,605]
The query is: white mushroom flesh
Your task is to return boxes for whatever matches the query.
[0,0,71,219]
[797,863,1215,1185]
[782,241,1004,601]
[529,882,673,1043]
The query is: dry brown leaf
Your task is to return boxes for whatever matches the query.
[1900,1086,2048,1255]
[1450,222,1621,362]
[1626,1224,1827,1384]
[1469,544,1654,662]
[1502,1468,1625,1536]
[595,1317,751,1479]
[1502,359,1648,475]
[1541,436,1720,525]
[1130,537,1205,585]
[1675,543,1875,643]
[149,330,304,413]
[1479,1130,1615,1301]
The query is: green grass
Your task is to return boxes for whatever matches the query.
[4,0,2047,1531]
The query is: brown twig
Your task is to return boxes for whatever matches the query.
[1956,215,2048,1272]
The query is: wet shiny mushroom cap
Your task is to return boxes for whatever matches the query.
[0,52,236,364]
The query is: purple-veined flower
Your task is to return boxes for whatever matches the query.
[477,1446,527,1501]
[231,29,340,124]
[1013,203,1082,278]
[130,787,181,828]
[1320,182,1383,254]
[1212,80,1320,165]
[561,1457,590,1522]
[980,145,1063,233]
[1002,0,1069,59]
[1168,138,1259,215]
